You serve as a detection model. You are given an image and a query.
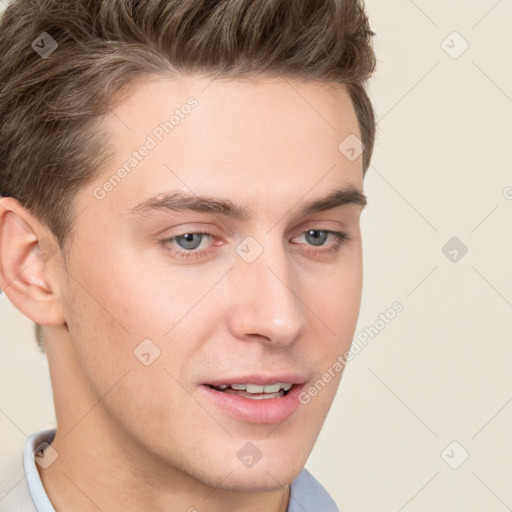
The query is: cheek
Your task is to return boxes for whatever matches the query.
[299,259,362,403]
[307,260,362,339]
[61,249,215,418]
[63,284,134,401]
[63,280,201,442]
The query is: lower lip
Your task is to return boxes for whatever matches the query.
[199,384,305,424]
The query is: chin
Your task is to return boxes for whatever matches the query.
[209,443,308,493]
[216,464,304,493]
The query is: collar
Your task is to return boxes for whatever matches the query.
[23,428,57,512]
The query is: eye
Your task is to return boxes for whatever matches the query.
[160,232,216,259]
[172,232,208,251]
[291,229,350,256]
[303,230,330,246]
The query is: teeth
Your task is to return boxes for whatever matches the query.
[215,383,294,393]
[245,384,264,393]
[245,394,278,400]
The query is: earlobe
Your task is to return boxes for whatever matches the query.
[0,197,65,326]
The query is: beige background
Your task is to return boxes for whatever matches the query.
[1,1,511,510]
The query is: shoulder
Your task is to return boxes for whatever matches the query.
[288,467,340,512]
[0,432,37,512]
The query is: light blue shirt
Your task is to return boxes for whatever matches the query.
[22,428,340,512]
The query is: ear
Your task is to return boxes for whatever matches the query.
[0,197,66,326]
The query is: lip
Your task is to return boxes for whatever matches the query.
[203,374,308,388]
[199,379,307,424]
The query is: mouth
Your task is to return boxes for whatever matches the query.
[206,382,294,400]
[199,376,307,424]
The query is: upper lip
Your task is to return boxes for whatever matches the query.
[203,374,309,387]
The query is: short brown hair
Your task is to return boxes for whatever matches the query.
[0,0,376,346]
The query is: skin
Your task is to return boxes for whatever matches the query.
[0,74,365,512]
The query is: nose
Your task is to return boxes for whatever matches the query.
[227,235,308,347]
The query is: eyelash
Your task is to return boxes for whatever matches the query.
[159,229,350,260]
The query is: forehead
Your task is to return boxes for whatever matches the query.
[85,74,363,220]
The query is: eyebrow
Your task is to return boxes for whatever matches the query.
[128,185,367,220]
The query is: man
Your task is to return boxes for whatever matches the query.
[0,0,376,510]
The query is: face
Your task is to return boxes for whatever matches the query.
[54,74,365,491]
